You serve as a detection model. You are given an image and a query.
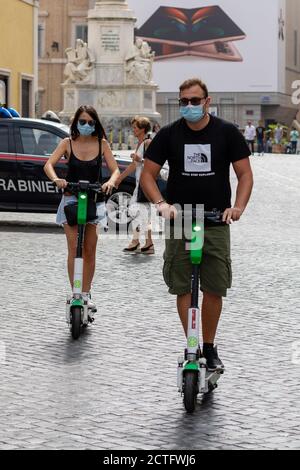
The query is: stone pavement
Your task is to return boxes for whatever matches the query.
[0,155,299,450]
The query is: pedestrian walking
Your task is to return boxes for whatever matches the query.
[265,130,273,153]
[244,121,256,155]
[256,121,266,156]
[140,77,253,371]
[289,127,299,154]
[116,116,155,254]
[274,123,284,145]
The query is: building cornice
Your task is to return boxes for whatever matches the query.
[38,10,49,18]
[286,67,300,74]
[20,0,39,7]
[39,59,68,64]
[68,11,89,18]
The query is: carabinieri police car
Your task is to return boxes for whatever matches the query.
[0,115,167,213]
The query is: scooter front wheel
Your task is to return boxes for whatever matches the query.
[71,307,82,340]
[184,371,198,413]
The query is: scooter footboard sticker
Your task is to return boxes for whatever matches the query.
[188,337,198,348]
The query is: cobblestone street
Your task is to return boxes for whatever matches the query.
[0,155,299,450]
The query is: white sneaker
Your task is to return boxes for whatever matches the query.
[82,292,97,312]
[88,298,96,311]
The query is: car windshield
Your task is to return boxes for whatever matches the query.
[51,122,70,134]
[20,127,63,156]
[12,118,70,135]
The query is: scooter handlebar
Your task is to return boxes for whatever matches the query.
[176,209,224,224]
[204,210,223,223]
[65,181,102,194]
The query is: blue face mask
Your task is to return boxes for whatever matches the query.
[77,123,95,136]
[180,105,206,123]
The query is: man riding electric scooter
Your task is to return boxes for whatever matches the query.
[140,77,253,376]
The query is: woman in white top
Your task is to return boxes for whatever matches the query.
[116,116,154,254]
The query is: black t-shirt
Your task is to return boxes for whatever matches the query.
[145,116,251,210]
[256,126,265,140]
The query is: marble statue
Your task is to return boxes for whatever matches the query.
[125,38,155,84]
[64,39,95,84]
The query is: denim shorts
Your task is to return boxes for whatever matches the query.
[56,195,108,228]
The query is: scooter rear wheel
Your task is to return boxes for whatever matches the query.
[71,307,82,340]
[184,371,198,413]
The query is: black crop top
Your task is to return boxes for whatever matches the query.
[66,138,104,202]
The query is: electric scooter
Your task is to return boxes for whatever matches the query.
[64,180,102,340]
[177,209,225,413]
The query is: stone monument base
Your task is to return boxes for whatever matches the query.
[59,83,160,145]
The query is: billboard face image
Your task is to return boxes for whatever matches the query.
[136,5,246,61]
[127,0,281,93]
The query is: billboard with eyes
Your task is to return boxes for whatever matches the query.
[127,0,286,93]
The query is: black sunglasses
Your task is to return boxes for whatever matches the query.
[178,97,206,107]
[78,119,96,127]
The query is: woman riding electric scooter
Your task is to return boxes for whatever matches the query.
[44,105,120,313]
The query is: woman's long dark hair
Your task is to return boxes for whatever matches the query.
[70,105,107,140]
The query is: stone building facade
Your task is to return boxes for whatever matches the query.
[38,0,95,116]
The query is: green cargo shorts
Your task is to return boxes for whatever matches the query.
[163,225,232,298]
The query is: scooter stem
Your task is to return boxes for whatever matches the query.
[191,264,200,308]
[73,257,83,295]
[187,306,200,358]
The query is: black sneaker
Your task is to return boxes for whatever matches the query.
[203,344,225,372]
